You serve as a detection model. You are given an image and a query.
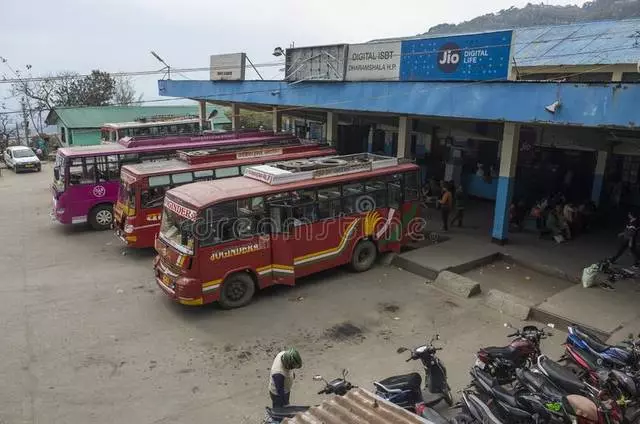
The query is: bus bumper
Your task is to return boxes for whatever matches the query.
[154,263,204,306]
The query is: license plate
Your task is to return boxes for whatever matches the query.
[25,164,33,168]
[162,275,170,286]
[474,358,486,370]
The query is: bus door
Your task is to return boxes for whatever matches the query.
[267,203,295,286]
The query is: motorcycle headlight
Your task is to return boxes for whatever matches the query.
[124,224,134,234]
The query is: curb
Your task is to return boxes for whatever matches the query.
[528,307,611,341]
[433,271,481,298]
[392,255,439,280]
[484,289,532,320]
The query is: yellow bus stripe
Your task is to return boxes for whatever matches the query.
[294,219,359,262]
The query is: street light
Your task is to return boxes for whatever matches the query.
[150,51,171,79]
[272,47,286,57]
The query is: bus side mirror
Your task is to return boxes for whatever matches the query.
[54,168,60,180]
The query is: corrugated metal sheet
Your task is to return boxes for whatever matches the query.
[370,18,640,67]
[514,19,640,66]
[45,105,230,128]
[282,388,432,424]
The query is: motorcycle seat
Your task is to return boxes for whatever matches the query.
[516,368,565,400]
[482,345,518,360]
[538,357,586,394]
[574,327,609,353]
[376,372,422,393]
[491,385,519,408]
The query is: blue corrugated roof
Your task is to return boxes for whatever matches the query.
[514,19,640,66]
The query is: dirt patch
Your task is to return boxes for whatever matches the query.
[379,303,400,313]
[444,300,459,308]
[324,322,366,343]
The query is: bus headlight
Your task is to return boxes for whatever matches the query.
[124,224,134,234]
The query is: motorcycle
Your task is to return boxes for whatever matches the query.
[458,389,507,424]
[470,366,568,423]
[373,334,453,412]
[263,369,354,423]
[535,355,627,424]
[475,323,552,384]
[566,325,640,371]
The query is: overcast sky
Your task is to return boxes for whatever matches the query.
[1,0,586,113]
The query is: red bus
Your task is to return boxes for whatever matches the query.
[153,153,422,308]
[114,141,336,248]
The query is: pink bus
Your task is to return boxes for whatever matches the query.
[51,131,297,230]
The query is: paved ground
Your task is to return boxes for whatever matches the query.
[464,260,573,305]
[0,165,567,424]
[403,200,640,340]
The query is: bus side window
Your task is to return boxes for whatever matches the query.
[141,187,166,208]
[317,185,341,219]
[388,174,403,209]
[171,172,194,185]
[79,157,97,184]
[404,171,420,201]
[199,202,238,246]
[68,158,84,185]
[342,182,365,215]
[237,196,265,236]
[96,156,119,181]
[365,178,388,209]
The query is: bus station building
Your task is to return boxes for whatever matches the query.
[158,18,640,244]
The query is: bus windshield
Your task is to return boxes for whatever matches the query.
[159,209,195,255]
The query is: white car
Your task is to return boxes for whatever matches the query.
[3,146,41,173]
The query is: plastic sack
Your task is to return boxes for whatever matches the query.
[582,264,600,288]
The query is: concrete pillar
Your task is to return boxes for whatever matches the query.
[326,111,338,145]
[591,150,608,205]
[230,103,240,130]
[272,107,282,133]
[367,125,374,153]
[197,100,207,130]
[492,122,521,244]
[397,116,412,159]
[612,70,624,82]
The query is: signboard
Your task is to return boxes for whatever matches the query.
[399,31,513,81]
[210,53,246,81]
[345,41,402,81]
[285,44,347,82]
[164,198,198,221]
[236,147,283,160]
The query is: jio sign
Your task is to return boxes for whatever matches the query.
[399,30,512,81]
[437,43,461,73]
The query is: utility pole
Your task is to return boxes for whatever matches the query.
[15,122,20,145]
[21,97,29,146]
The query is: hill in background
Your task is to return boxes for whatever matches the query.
[425,0,640,35]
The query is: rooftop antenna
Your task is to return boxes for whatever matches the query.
[151,51,171,80]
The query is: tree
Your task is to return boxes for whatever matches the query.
[112,76,143,105]
[0,106,17,150]
[225,109,272,129]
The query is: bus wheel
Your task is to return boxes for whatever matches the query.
[89,204,113,231]
[351,239,377,272]
[219,273,255,309]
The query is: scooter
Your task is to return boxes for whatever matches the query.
[263,369,354,423]
[373,334,453,412]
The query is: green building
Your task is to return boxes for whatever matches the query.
[45,105,231,146]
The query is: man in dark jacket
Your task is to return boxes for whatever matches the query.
[609,212,640,266]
